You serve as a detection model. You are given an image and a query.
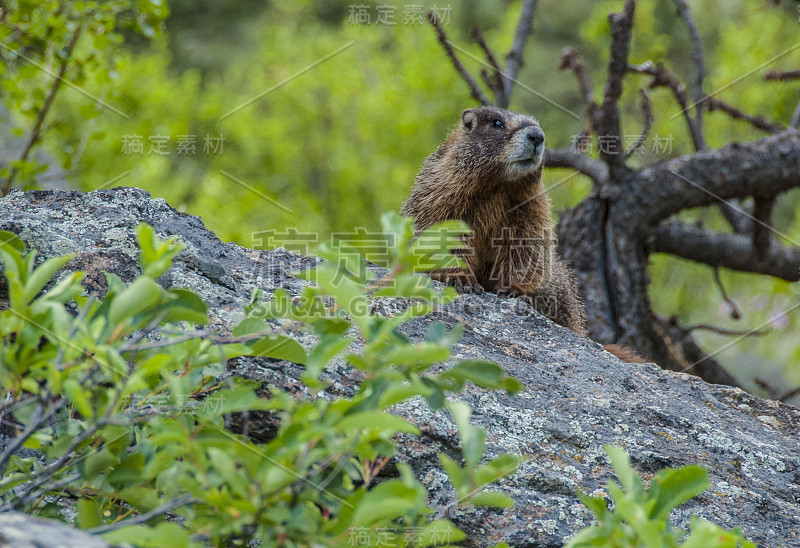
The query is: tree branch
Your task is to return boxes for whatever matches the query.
[558,46,598,131]
[651,221,800,281]
[764,69,800,81]
[87,495,197,534]
[706,97,784,134]
[713,266,741,320]
[718,201,752,235]
[502,0,539,104]
[427,13,490,106]
[629,61,705,151]
[471,26,506,106]
[598,0,636,180]
[544,147,609,182]
[2,25,82,195]
[672,0,706,148]
[635,131,800,227]
[752,197,775,258]
[684,323,769,337]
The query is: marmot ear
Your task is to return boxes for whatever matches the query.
[461,109,476,131]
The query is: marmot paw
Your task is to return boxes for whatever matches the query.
[497,288,533,305]
[447,277,484,295]
[496,288,522,299]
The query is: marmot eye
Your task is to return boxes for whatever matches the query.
[492,119,505,129]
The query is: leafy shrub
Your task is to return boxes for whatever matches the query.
[0,0,168,193]
[566,446,754,548]
[0,215,522,547]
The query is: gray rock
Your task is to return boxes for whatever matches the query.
[1,188,798,547]
[0,512,111,548]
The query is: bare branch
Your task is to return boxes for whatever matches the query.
[713,267,741,320]
[544,147,609,182]
[764,69,800,81]
[598,0,636,179]
[502,0,539,104]
[2,25,82,195]
[88,495,197,534]
[558,47,598,130]
[650,221,800,281]
[672,0,706,147]
[629,61,705,151]
[427,13,490,106]
[635,131,800,227]
[471,27,506,106]
[684,323,769,337]
[625,89,652,158]
[706,97,784,133]
[752,197,775,257]
[779,385,800,402]
[718,200,752,234]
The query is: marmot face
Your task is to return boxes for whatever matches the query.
[402,107,586,334]
[458,107,545,183]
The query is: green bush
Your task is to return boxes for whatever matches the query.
[566,446,754,548]
[0,215,523,546]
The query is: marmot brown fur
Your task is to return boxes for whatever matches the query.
[402,106,586,334]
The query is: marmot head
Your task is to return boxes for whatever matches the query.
[454,106,545,185]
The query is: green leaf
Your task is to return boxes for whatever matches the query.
[649,465,709,521]
[470,491,514,508]
[438,453,467,492]
[80,448,120,481]
[306,334,352,378]
[447,401,485,469]
[251,334,308,364]
[0,230,26,252]
[108,277,163,327]
[378,379,432,409]
[204,386,274,415]
[351,479,426,527]
[337,411,420,436]
[440,360,503,389]
[76,498,102,529]
[416,519,466,547]
[425,321,464,346]
[135,223,183,279]
[422,377,445,409]
[576,489,610,523]
[473,454,523,487]
[162,288,208,324]
[102,523,189,548]
[63,378,92,417]
[384,342,450,367]
[106,453,146,486]
[682,517,755,548]
[232,317,270,336]
[604,445,644,498]
[297,262,370,332]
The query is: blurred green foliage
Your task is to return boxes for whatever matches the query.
[1,0,799,397]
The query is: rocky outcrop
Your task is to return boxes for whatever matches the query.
[0,512,111,548]
[1,188,798,547]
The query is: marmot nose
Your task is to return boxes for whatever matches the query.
[527,127,545,147]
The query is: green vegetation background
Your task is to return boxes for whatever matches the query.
[26,0,800,399]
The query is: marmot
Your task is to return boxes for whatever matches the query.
[402,106,586,334]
